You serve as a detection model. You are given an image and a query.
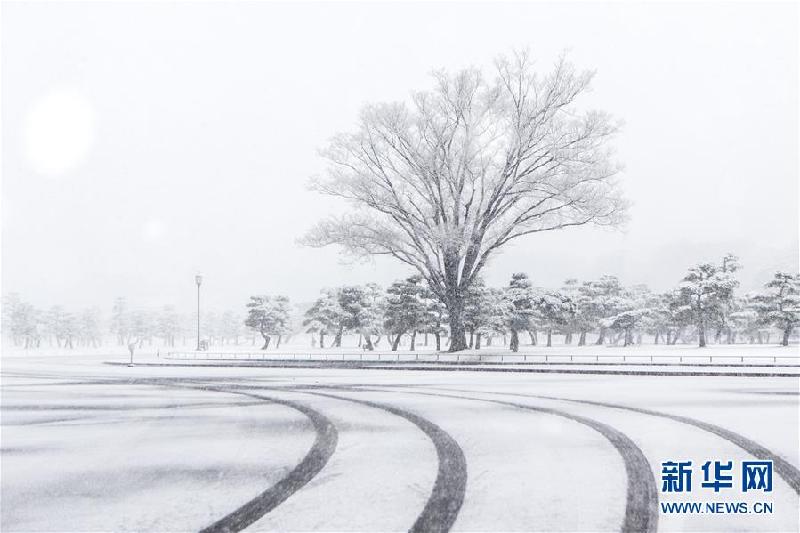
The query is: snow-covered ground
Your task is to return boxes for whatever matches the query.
[1,352,798,532]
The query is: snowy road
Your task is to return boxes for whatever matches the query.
[1,355,798,532]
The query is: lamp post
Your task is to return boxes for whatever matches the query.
[195,274,203,351]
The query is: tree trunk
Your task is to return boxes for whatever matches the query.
[578,330,586,346]
[445,291,468,352]
[475,333,482,350]
[596,327,606,345]
[654,331,660,344]
[698,320,706,347]
[260,333,271,350]
[528,330,537,345]
[435,332,441,351]
[275,335,282,348]
[564,332,573,344]
[424,332,428,346]
[410,331,417,351]
[510,329,519,352]
[782,328,791,346]
[392,333,403,351]
[546,328,552,347]
[333,326,343,347]
[364,334,374,351]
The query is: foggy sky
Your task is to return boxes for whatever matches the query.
[2,1,798,314]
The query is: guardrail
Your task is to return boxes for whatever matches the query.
[164,351,800,366]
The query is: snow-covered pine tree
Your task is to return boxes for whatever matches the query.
[752,272,800,346]
[504,273,536,352]
[303,289,344,348]
[535,291,576,347]
[675,256,740,347]
[384,275,427,351]
[245,295,291,349]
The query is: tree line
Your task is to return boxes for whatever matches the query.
[248,254,799,350]
[1,296,251,350]
[4,255,797,351]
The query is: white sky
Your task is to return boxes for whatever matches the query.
[2,1,798,314]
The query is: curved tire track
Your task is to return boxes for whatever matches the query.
[431,387,800,495]
[555,396,800,494]
[194,386,339,533]
[325,386,657,533]
[302,390,467,533]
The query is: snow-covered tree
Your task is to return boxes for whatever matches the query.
[535,291,576,347]
[675,256,740,347]
[463,279,508,350]
[219,310,244,345]
[384,275,427,351]
[76,308,102,347]
[304,52,627,351]
[110,297,131,345]
[420,284,448,351]
[338,284,384,350]
[576,276,625,345]
[245,295,292,349]
[130,309,157,347]
[503,273,536,352]
[730,294,768,344]
[710,254,741,343]
[474,288,509,349]
[604,285,652,346]
[46,306,77,348]
[303,289,343,348]
[753,272,800,346]
[157,305,180,347]
[2,294,40,348]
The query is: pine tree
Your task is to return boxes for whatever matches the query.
[675,256,740,347]
[384,276,427,351]
[535,291,575,347]
[245,295,292,349]
[504,273,536,352]
[753,272,800,346]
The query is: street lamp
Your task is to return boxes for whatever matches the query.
[195,273,203,351]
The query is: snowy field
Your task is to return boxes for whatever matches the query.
[1,351,798,532]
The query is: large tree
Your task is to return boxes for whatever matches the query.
[304,52,626,351]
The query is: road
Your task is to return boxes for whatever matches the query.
[1,354,798,532]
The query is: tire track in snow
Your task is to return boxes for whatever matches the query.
[192,386,339,533]
[300,390,467,533]
[329,385,658,533]
[427,387,800,495]
[570,400,800,495]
